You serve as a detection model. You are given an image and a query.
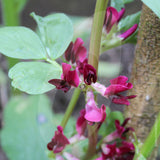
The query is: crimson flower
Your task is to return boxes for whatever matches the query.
[76,109,87,136]
[119,24,138,41]
[97,141,135,160]
[47,126,70,153]
[104,7,125,33]
[85,91,106,123]
[83,64,97,85]
[103,118,134,143]
[116,141,135,158]
[105,76,136,105]
[49,63,80,92]
[65,38,87,64]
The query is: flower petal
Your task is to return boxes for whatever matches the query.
[119,24,138,40]
[47,126,70,153]
[76,109,87,136]
[105,7,119,33]
[66,70,80,87]
[48,79,71,92]
[112,96,130,105]
[64,42,74,62]
[105,85,130,95]
[83,64,97,85]
[117,8,125,22]
[110,76,128,85]
[62,63,72,79]
[85,91,106,122]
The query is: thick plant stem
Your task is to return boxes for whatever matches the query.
[134,112,160,159]
[124,4,160,160]
[88,0,108,70]
[60,88,81,129]
[86,0,108,159]
[1,0,20,26]
[1,0,20,69]
[1,0,21,95]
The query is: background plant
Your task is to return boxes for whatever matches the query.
[0,0,159,160]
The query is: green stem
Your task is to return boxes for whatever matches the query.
[85,0,108,158]
[134,112,160,159]
[46,58,62,70]
[88,0,108,70]
[1,0,20,69]
[1,0,20,26]
[60,88,81,129]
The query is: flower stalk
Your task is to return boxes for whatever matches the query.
[88,0,109,70]
[86,0,108,158]
[60,88,81,129]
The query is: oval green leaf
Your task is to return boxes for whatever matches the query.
[1,95,52,160]
[0,27,46,59]
[31,12,73,59]
[1,95,76,160]
[9,61,62,94]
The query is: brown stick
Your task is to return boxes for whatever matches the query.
[125,4,160,159]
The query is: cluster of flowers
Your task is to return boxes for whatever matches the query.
[104,7,138,40]
[47,6,137,160]
[96,118,135,160]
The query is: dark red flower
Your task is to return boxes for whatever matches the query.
[103,118,134,143]
[76,109,87,136]
[119,24,138,40]
[48,79,71,92]
[99,141,135,160]
[104,7,125,33]
[112,94,137,106]
[83,64,97,85]
[76,58,88,74]
[105,76,136,105]
[65,38,87,63]
[49,63,80,92]
[116,141,135,156]
[102,143,117,159]
[47,126,70,153]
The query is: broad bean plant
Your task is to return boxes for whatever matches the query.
[0,0,159,160]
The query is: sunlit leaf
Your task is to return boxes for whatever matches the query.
[0,27,46,59]
[1,95,76,160]
[9,62,62,94]
[31,12,73,59]
[123,0,134,4]
[118,11,141,31]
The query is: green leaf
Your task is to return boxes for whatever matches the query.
[124,30,138,44]
[1,95,51,160]
[111,0,124,11]
[98,62,121,78]
[118,11,141,31]
[137,154,147,160]
[141,0,160,18]
[1,95,76,160]
[123,0,134,4]
[0,27,46,59]
[9,62,62,94]
[31,12,73,59]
